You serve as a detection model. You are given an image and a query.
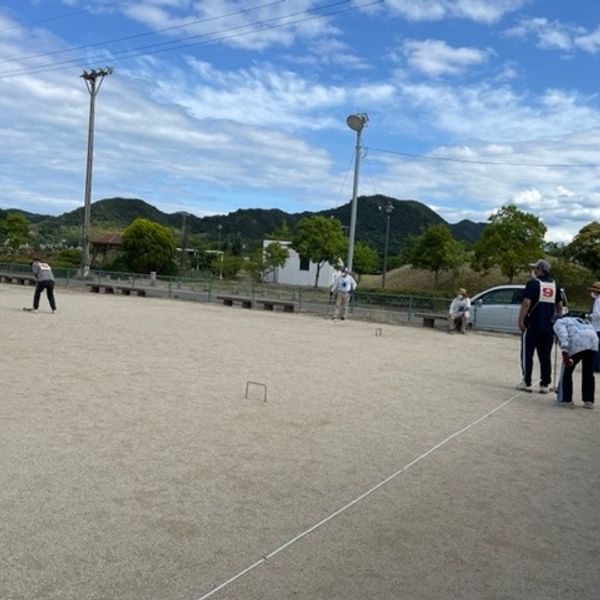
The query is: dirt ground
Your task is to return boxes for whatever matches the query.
[1,284,599,600]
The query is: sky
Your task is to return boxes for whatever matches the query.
[2,1,600,242]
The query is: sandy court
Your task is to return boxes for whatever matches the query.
[1,284,599,600]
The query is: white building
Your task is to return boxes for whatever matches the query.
[262,240,340,288]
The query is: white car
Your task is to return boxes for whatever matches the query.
[470,284,568,333]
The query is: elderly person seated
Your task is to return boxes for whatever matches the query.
[448,288,470,334]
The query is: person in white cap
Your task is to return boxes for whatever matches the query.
[553,314,597,408]
[448,287,470,334]
[516,259,562,393]
[330,267,357,321]
[585,281,600,372]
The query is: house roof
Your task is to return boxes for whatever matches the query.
[90,233,122,246]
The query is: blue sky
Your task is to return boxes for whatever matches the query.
[2,1,600,242]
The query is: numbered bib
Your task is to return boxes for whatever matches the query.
[538,281,556,304]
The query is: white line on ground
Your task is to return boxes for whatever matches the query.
[197,393,521,600]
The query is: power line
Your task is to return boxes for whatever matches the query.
[367,146,600,169]
[0,0,383,79]
[0,0,285,65]
[0,1,122,34]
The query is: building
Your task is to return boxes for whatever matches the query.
[261,240,340,288]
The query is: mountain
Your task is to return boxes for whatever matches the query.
[22,195,485,256]
[0,207,52,224]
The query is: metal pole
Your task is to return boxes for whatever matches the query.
[347,127,362,272]
[382,211,391,288]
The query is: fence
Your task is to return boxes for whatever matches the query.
[0,263,451,325]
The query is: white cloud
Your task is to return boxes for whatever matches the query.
[119,0,338,51]
[504,17,600,55]
[402,39,490,77]
[385,0,527,24]
[575,26,600,54]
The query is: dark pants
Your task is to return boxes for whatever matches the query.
[594,332,600,373]
[556,350,595,404]
[520,328,553,386]
[33,280,56,310]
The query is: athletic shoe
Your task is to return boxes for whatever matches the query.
[554,400,575,409]
[539,385,550,394]
[516,381,532,392]
[584,402,594,409]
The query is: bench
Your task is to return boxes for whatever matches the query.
[415,312,448,328]
[86,282,147,297]
[115,286,147,297]
[216,294,253,309]
[86,282,115,294]
[0,273,36,286]
[254,297,297,313]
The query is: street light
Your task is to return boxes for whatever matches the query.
[379,202,394,288]
[346,112,368,272]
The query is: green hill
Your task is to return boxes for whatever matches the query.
[21,195,485,256]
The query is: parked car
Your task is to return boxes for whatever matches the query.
[470,284,568,333]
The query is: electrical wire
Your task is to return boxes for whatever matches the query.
[367,146,600,169]
[0,1,122,34]
[0,0,285,65]
[0,0,383,79]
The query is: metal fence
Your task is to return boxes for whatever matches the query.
[0,263,452,326]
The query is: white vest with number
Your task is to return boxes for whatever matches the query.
[538,280,556,304]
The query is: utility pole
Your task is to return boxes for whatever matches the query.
[380,202,394,288]
[80,66,112,276]
[180,212,189,272]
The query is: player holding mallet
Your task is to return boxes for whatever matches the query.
[24,258,57,314]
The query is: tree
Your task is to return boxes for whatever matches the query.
[472,205,546,283]
[121,218,177,274]
[352,242,379,281]
[291,216,347,287]
[566,221,600,274]
[0,211,29,253]
[410,224,463,284]
[211,253,243,278]
[269,220,291,241]
[263,241,289,283]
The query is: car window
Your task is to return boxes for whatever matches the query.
[512,289,525,304]
[480,289,515,305]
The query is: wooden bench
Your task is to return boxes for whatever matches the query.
[216,294,253,309]
[0,273,36,286]
[415,312,448,328]
[254,297,297,312]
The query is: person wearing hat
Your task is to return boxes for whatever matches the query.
[585,281,600,372]
[553,314,597,408]
[516,259,562,393]
[448,287,470,334]
[330,266,357,321]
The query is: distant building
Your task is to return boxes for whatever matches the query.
[90,232,122,266]
[262,240,340,288]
